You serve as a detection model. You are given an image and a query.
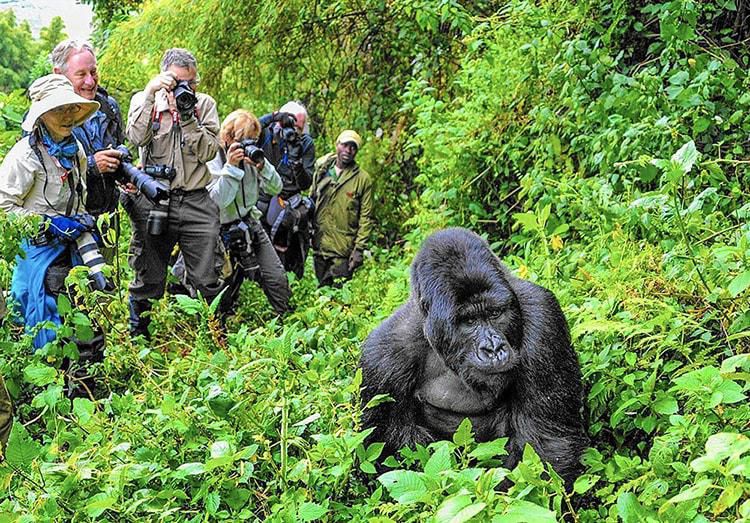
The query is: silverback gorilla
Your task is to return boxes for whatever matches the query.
[360,228,588,484]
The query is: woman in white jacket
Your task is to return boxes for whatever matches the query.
[207,110,291,316]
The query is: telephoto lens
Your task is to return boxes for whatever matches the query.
[239,139,264,164]
[113,146,170,204]
[75,231,109,291]
[147,203,169,236]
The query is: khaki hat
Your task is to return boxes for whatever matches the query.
[336,129,362,148]
[22,74,100,133]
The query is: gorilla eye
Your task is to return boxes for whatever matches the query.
[490,309,504,319]
[464,317,477,326]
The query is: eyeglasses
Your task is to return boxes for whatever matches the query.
[49,104,81,115]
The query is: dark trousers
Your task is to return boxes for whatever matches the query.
[313,255,352,287]
[124,189,222,335]
[221,218,291,316]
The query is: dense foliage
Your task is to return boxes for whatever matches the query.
[0,13,67,92]
[0,0,748,521]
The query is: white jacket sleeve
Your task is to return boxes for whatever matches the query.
[207,162,244,209]
[259,161,283,197]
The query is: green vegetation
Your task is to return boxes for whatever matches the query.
[0,12,67,92]
[0,0,748,521]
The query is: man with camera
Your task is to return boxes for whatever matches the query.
[310,130,373,287]
[50,40,127,219]
[124,48,222,338]
[256,101,315,278]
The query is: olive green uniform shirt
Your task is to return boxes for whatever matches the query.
[311,152,373,258]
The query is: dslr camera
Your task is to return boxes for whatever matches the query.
[277,113,299,144]
[226,221,259,278]
[112,146,171,205]
[111,146,176,236]
[173,80,197,115]
[238,138,264,164]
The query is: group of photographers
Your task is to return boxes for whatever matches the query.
[0,41,373,406]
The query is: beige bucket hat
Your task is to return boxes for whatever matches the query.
[22,74,100,133]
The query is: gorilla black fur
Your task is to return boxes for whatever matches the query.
[360,227,588,484]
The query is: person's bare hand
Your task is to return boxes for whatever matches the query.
[226,142,245,168]
[95,149,122,174]
[248,158,265,172]
[146,72,177,95]
[118,182,138,194]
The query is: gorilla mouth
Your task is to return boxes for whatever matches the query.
[472,348,513,374]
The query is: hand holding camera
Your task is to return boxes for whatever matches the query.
[94,148,122,174]
[146,72,177,96]
[226,142,245,168]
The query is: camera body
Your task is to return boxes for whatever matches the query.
[144,164,177,180]
[238,138,264,164]
[173,80,197,115]
[226,221,259,278]
[278,113,299,144]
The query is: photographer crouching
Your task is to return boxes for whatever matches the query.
[256,102,315,278]
[0,74,109,394]
[124,48,222,338]
[206,110,290,316]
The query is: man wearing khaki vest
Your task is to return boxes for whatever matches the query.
[124,48,222,337]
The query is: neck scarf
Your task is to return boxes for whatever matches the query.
[40,125,78,171]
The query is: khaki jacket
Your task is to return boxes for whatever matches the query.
[311,152,373,258]
[0,135,87,217]
[126,90,220,191]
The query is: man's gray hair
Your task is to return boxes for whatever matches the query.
[50,40,96,72]
[160,48,198,72]
[279,100,310,134]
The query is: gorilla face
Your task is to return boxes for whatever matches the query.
[412,230,524,392]
[445,282,523,390]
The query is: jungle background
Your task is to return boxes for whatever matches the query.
[0,0,749,521]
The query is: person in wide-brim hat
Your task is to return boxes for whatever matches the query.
[22,74,99,133]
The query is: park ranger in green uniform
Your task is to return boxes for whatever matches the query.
[310,130,373,287]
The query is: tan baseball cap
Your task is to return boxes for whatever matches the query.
[22,74,100,132]
[336,129,362,148]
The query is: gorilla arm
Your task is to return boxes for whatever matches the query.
[501,275,589,484]
[360,299,434,453]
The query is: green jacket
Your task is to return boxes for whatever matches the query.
[311,153,373,258]
[0,376,11,456]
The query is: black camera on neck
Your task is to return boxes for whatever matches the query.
[238,139,264,164]
[173,80,197,114]
[226,221,259,278]
[143,164,177,180]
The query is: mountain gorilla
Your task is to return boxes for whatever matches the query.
[360,228,588,484]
